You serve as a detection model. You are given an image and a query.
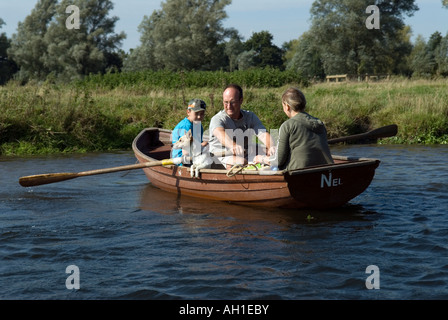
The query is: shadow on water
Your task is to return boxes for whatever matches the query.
[138,183,379,227]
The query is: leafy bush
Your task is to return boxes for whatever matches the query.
[78,68,309,90]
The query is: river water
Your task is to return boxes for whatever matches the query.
[1,144,448,301]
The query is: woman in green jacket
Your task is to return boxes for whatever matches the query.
[254,87,333,170]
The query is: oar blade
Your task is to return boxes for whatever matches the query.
[370,124,398,138]
[328,124,398,144]
[19,173,79,187]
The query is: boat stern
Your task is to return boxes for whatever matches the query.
[284,158,380,209]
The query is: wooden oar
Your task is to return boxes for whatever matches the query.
[18,150,232,187]
[328,124,398,144]
[19,157,184,187]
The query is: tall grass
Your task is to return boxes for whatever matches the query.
[304,78,448,143]
[1,74,447,156]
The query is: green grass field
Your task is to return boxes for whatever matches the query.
[1,73,447,156]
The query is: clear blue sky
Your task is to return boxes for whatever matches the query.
[1,0,447,52]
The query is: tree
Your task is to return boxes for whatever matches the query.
[124,0,232,72]
[307,0,418,76]
[0,19,18,84]
[8,0,125,82]
[388,25,413,75]
[224,29,244,71]
[282,39,300,65]
[435,33,448,76]
[242,31,284,69]
[285,32,325,80]
[409,32,447,77]
[426,32,443,75]
[44,0,126,80]
[236,49,256,70]
[8,0,57,81]
[441,0,448,74]
[409,35,433,77]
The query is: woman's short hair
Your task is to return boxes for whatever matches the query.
[282,87,306,112]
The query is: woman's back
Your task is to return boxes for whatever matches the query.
[277,111,333,170]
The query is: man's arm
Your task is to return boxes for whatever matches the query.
[257,131,276,156]
[212,127,244,156]
[249,112,276,156]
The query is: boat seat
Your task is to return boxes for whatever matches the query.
[147,145,172,160]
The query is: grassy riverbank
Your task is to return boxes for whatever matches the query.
[1,75,447,156]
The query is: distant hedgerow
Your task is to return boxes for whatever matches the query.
[78,68,309,90]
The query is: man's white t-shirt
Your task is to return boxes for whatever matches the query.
[208,110,267,164]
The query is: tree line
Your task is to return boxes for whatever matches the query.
[1,0,448,85]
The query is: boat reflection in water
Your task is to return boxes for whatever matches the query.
[139,182,378,228]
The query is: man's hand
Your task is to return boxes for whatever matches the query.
[232,144,244,156]
[267,146,276,157]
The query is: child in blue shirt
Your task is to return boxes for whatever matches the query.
[171,99,207,159]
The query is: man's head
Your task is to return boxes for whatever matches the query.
[222,84,243,120]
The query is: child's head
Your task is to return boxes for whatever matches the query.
[187,98,206,122]
[282,87,306,112]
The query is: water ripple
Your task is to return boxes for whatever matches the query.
[2,147,448,299]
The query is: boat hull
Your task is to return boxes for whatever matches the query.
[133,128,380,209]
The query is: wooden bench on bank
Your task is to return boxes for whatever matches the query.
[326,74,391,83]
[326,74,348,82]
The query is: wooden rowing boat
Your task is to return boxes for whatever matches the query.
[132,128,380,209]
